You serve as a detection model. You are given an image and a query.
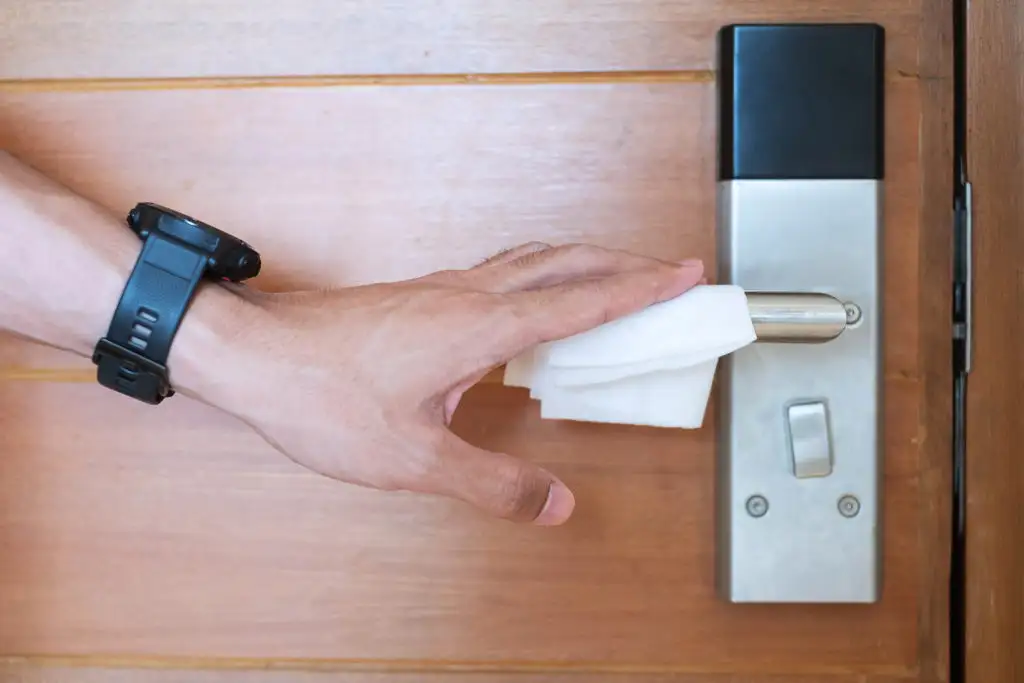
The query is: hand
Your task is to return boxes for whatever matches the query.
[189,244,704,526]
[0,153,703,525]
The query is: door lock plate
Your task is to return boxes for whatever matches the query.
[715,24,885,604]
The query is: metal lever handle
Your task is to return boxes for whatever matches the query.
[747,292,854,343]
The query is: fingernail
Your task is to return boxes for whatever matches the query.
[679,258,703,268]
[535,480,576,526]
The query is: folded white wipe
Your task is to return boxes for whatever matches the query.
[503,284,757,429]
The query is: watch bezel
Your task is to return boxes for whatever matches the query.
[126,202,261,282]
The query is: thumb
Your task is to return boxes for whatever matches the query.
[433,430,575,525]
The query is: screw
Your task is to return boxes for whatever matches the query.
[838,495,861,518]
[746,495,769,518]
[844,302,863,326]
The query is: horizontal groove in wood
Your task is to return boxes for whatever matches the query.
[0,2,921,81]
[0,71,712,93]
[0,655,914,677]
[0,69,920,94]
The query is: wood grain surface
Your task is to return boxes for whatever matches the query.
[0,75,924,668]
[0,374,923,671]
[965,0,1024,680]
[0,1,921,80]
[0,664,910,683]
[913,1,954,681]
[0,0,953,680]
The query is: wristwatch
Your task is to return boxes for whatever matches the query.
[92,203,261,404]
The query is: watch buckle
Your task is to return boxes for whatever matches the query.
[92,337,175,404]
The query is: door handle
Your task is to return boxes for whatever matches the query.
[715,24,885,604]
[746,292,854,343]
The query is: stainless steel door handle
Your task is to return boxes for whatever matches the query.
[746,292,854,343]
[715,24,885,604]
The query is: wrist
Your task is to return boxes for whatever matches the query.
[162,282,263,409]
[0,152,262,410]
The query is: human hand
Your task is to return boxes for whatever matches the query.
[0,154,702,525]
[185,244,704,526]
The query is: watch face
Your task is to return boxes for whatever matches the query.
[128,202,261,282]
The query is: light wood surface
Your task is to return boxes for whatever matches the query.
[0,1,921,79]
[0,377,923,669]
[0,79,930,674]
[966,0,1024,679]
[0,664,909,683]
[0,0,952,680]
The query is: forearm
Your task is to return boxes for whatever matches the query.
[0,151,246,400]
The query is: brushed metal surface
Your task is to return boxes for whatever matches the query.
[746,292,849,343]
[716,179,882,603]
[787,401,833,478]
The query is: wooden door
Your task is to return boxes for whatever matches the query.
[0,1,952,681]
[965,0,1024,678]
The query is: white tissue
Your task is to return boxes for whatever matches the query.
[503,284,757,429]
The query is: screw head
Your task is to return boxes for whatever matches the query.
[838,494,861,518]
[746,495,769,518]
[844,302,863,326]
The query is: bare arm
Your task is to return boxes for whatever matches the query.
[0,151,241,397]
[0,150,704,525]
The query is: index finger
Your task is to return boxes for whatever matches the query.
[497,260,704,356]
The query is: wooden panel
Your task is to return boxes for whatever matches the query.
[965,0,1024,679]
[0,377,921,671]
[0,79,925,680]
[0,665,892,683]
[912,1,954,682]
[0,1,922,79]
[0,6,951,681]
[0,79,920,370]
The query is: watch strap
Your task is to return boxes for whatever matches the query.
[93,233,208,404]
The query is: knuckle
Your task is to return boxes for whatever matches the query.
[510,246,552,270]
[495,466,545,521]
[482,247,517,264]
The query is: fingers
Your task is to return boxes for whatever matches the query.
[472,243,688,294]
[498,259,704,355]
[430,430,575,525]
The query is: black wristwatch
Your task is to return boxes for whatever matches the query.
[92,203,261,404]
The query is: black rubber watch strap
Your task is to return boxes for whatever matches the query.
[93,233,208,404]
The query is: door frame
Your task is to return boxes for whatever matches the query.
[963,0,1024,679]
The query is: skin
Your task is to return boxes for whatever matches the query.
[0,151,704,526]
